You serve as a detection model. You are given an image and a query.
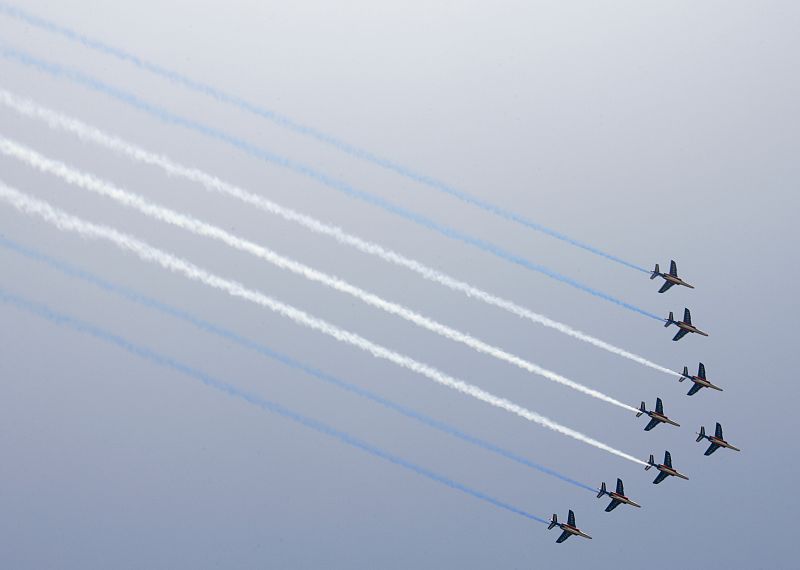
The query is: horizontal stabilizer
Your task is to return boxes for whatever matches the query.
[548,514,558,530]
[696,427,706,442]
[597,482,606,498]
[651,263,660,279]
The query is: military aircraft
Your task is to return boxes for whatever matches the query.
[645,451,689,484]
[651,260,694,293]
[679,362,723,396]
[696,422,741,456]
[636,397,680,431]
[597,478,641,512]
[548,509,592,543]
[665,308,708,341]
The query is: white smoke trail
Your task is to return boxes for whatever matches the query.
[0,137,638,413]
[0,182,645,465]
[0,88,676,378]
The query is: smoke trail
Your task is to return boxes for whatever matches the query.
[0,182,646,465]
[0,44,663,321]
[0,287,547,523]
[0,87,676,377]
[0,1,648,274]
[0,235,598,493]
[0,137,639,413]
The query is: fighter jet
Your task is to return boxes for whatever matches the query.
[548,509,592,543]
[665,308,708,341]
[597,478,641,512]
[651,260,694,293]
[636,397,680,431]
[696,422,741,456]
[679,362,723,396]
[645,451,689,484]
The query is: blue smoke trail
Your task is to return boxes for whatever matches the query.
[0,1,648,274]
[0,44,663,322]
[0,285,548,524]
[0,235,596,493]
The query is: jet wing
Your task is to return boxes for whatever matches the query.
[664,451,673,467]
[698,362,707,379]
[556,530,572,543]
[669,260,678,276]
[683,308,692,324]
[644,418,661,431]
[653,471,669,484]
[605,499,621,512]
[658,281,675,293]
[673,329,689,341]
[715,423,724,439]
[655,397,664,414]
[615,478,624,495]
[567,510,576,527]
[687,383,703,396]
[705,443,720,456]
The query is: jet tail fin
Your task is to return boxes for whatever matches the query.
[696,426,706,442]
[636,402,646,417]
[548,514,558,530]
[665,311,674,327]
[680,366,689,381]
[651,263,660,279]
[645,454,654,470]
[597,482,606,498]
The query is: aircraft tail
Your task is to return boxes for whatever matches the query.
[636,402,646,417]
[665,311,674,327]
[680,366,689,381]
[597,482,607,498]
[644,454,654,470]
[696,427,706,442]
[650,264,660,279]
[548,514,558,530]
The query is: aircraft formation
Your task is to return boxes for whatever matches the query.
[550,259,739,543]
[0,6,746,554]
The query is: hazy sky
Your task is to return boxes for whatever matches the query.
[1,1,798,568]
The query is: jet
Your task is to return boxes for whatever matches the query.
[679,362,723,396]
[696,422,741,456]
[597,478,641,512]
[651,260,694,293]
[548,509,592,543]
[636,397,680,431]
[665,308,708,341]
[645,451,689,484]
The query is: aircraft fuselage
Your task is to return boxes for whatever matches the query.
[661,274,694,289]
[649,412,680,427]
[560,524,592,540]
[676,322,708,336]
[685,375,723,391]
[708,436,740,452]
[609,492,641,508]
[656,465,689,480]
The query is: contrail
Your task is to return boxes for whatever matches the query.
[0,87,676,377]
[0,235,598,493]
[0,1,649,274]
[0,287,548,523]
[0,44,664,321]
[0,136,639,413]
[0,182,646,465]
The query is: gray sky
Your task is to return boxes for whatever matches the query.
[0,1,798,568]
